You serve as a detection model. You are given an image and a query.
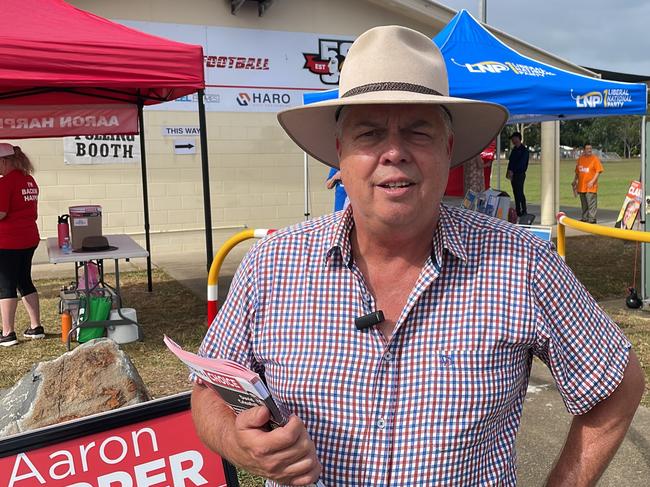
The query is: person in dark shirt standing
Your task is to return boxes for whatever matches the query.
[506,131,529,217]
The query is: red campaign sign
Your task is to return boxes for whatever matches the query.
[480,139,497,162]
[0,411,228,487]
[626,180,643,202]
[0,105,138,139]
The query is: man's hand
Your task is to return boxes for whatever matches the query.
[231,406,322,485]
[587,180,595,189]
[326,170,342,189]
[545,351,645,487]
[191,384,321,486]
[506,170,513,180]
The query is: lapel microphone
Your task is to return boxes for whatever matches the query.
[355,310,385,330]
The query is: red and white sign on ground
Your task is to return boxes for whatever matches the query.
[0,104,138,139]
[0,410,228,487]
[615,180,643,230]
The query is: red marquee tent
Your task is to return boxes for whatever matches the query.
[0,0,212,286]
[2,0,204,132]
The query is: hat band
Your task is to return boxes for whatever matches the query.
[341,82,444,98]
[336,82,452,122]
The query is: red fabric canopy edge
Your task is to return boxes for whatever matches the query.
[0,0,205,106]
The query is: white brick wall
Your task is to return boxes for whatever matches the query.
[20,0,438,257]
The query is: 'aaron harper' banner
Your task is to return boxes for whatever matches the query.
[0,393,235,487]
[0,105,138,139]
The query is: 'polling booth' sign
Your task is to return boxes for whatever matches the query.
[63,135,141,165]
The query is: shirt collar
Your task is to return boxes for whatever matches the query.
[324,206,355,267]
[324,204,468,267]
[433,204,468,264]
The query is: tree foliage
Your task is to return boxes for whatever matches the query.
[560,116,642,157]
[498,116,643,158]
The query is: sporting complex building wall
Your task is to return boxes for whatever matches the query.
[24,0,436,257]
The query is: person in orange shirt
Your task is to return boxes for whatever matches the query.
[572,143,603,223]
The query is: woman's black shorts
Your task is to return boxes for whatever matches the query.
[0,246,38,299]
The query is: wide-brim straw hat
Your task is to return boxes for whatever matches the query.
[277,25,508,169]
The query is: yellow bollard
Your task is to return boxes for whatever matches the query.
[207,229,275,326]
[556,216,566,260]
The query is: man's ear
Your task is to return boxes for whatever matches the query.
[336,137,341,159]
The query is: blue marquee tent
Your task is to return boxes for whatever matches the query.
[304,10,648,121]
[302,10,648,210]
[433,10,647,122]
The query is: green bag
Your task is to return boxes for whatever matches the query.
[78,295,112,343]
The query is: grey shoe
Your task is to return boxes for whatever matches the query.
[23,326,45,339]
[0,332,18,347]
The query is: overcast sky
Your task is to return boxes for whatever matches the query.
[439,0,650,75]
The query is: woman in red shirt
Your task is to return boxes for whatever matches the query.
[0,143,44,346]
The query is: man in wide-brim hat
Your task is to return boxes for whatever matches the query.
[192,26,644,486]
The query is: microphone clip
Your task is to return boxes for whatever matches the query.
[355,310,385,330]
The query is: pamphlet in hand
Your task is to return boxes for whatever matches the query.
[164,335,289,426]
[164,336,326,487]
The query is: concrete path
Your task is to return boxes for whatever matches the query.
[518,360,650,485]
[30,205,648,485]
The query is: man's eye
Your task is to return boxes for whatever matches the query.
[359,130,377,138]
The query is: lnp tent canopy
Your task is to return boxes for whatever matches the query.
[305,10,648,122]
[303,11,648,202]
[433,10,648,123]
[0,0,212,289]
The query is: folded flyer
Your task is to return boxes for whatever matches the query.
[164,335,289,425]
[164,336,326,486]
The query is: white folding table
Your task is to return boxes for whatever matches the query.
[46,235,149,349]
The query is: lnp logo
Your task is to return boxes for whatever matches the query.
[236,93,251,106]
[303,38,353,85]
[463,61,509,74]
[572,90,603,108]
[451,58,555,77]
[572,88,632,108]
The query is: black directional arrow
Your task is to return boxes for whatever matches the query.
[175,143,195,150]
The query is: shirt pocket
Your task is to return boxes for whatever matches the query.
[425,348,528,452]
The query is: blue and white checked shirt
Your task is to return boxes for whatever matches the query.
[199,205,631,486]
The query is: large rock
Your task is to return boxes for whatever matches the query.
[0,338,150,437]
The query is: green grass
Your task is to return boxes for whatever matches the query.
[491,158,642,210]
[0,269,209,399]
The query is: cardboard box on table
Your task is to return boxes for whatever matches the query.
[494,194,511,220]
[69,205,102,250]
[466,189,511,221]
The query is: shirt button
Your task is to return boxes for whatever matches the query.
[376,417,386,429]
[383,351,393,362]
